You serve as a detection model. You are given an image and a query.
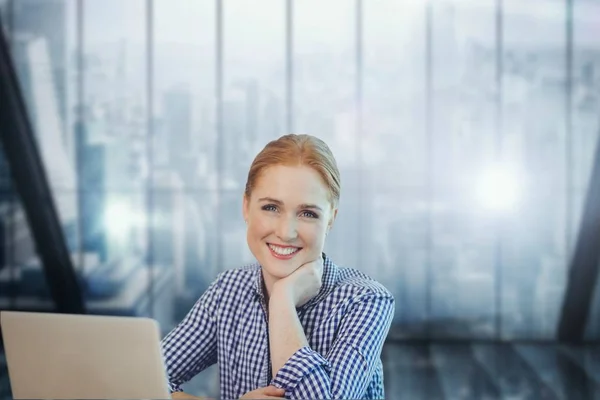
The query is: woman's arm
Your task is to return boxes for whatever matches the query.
[268,260,323,378]
[269,289,394,399]
[161,277,222,395]
[268,288,309,377]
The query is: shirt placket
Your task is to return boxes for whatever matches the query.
[258,295,272,387]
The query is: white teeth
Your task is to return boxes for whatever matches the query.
[268,244,300,256]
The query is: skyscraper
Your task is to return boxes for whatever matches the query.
[11,34,78,249]
[13,0,68,146]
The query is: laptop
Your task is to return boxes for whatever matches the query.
[0,311,172,399]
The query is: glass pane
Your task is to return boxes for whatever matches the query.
[150,189,185,331]
[153,0,217,190]
[363,0,426,190]
[82,0,147,191]
[151,190,220,327]
[368,189,428,340]
[222,0,286,190]
[0,198,37,310]
[294,0,358,159]
[324,175,360,273]
[0,192,82,311]
[572,0,600,341]
[219,190,254,270]
[572,0,600,207]
[159,190,220,399]
[80,190,150,317]
[0,0,9,34]
[501,0,567,340]
[294,0,360,270]
[10,0,78,192]
[429,0,497,339]
[586,263,600,340]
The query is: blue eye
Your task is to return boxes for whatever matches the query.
[261,204,318,219]
[262,204,278,212]
[301,211,319,219]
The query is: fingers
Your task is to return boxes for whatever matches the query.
[241,386,285,399]
[299,258,323,272]
[263,386,285,396]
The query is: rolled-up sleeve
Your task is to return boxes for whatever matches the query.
[271,292,394,399]
[160,275,222,393]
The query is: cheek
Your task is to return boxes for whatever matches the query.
[247,217,271,241]
[298,224,327,246]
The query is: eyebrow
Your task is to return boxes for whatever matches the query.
[258,197,324,212]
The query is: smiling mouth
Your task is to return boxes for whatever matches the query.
[267,243,302,258]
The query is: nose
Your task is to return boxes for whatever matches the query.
[275,215,298,242]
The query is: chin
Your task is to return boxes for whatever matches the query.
[263,266,294,280]
[258,249,301,275]
[261,256,301,275]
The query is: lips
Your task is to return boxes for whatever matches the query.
[267,243,302,260]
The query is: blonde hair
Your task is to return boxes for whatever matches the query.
[244,134,341,207]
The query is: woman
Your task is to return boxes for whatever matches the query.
[161,134,394,399]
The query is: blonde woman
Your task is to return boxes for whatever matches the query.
[161,134,394,399]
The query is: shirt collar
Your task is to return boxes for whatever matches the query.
[252,252,338,309]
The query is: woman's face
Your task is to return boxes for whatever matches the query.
[243,164,337,283]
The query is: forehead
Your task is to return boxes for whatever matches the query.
[253,165,330,205]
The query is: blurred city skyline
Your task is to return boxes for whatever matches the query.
[0,0,598,343]
[1,1,599,398]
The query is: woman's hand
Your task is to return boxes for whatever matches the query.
[171,392,209,399]
[240,385,285,399]
[272,257,323,308]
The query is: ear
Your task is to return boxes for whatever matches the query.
[327,207,338,234]
[242,194,250,223]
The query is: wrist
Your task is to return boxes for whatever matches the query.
[270,283,295,307]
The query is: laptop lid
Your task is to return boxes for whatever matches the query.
[0,311,171,400]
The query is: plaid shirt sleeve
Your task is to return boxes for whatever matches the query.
[271,292,395,399]
[160,275,222,393]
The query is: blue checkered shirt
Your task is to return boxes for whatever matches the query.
[160,254,395,399]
